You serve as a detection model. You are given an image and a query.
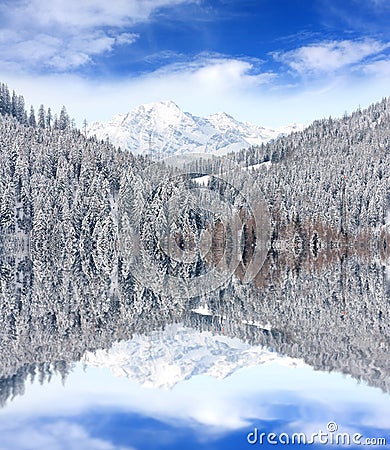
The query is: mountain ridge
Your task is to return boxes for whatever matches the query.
[86,100,305,156]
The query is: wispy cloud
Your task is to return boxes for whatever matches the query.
[0,420,135,450]
[0,30,138,71]
[361,58,390,77]
[0,0,195,71]
[1,361,390,443]
[9,0,195,28]
[273,38,389,75]
[362,0,390,8]
[1,53,276,122]
[151,53,275,89]
[3,46,388,132]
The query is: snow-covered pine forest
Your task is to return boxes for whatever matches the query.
[0,82,389,245]
[232,99,390,234]
[0,82,389,406]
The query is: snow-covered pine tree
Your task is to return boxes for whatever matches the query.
[38,104,45,129]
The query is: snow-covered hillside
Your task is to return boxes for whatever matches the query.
[82,324,305,389]
[87,100,304,156]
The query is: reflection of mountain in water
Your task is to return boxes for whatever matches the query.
[83,323,306,389]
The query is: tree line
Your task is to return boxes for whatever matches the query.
[0,82,71,130]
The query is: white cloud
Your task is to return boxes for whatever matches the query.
[0,0,194,71]
[0,420,135,450]
[0,55,278,124]
[11,0,195,29]
[362,58,390,77]
[274,39,389,74]
[0,47,388,130]
[116,33,139,46]
[152,55,274,90]
[1,361,390,441]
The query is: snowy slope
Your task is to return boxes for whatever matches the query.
[87,101,304,156]
[82,323,305,389]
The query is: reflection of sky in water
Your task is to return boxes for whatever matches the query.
[1,362,389,450]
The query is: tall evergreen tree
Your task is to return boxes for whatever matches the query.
[0,83,10,115]
[59,106,69,130]
[29,106,37,128]
[38,104,46,129]
[53,113,59,130]
[16,95,26,124]
[83,119,88,136]
[46,107,52,129]
[11,90,17,117]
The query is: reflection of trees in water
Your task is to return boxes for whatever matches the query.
[199,215,390,392]
[190,252,390,393]
[0,361,71,409]
[0,235,389,408]
[214,211,389,288]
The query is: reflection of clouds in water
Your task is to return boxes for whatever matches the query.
[1,362,390,442]
[0,420,135,450]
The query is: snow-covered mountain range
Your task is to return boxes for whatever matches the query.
[82,323,305,389]
[87,100,305,156]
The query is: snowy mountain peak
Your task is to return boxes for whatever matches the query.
[87,101,305,156]
[127,100,186,129]
[206,111,242,131]
[207,111,237,122]
[136,100,182,116]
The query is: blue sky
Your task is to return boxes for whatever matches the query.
[0,0,389,126]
